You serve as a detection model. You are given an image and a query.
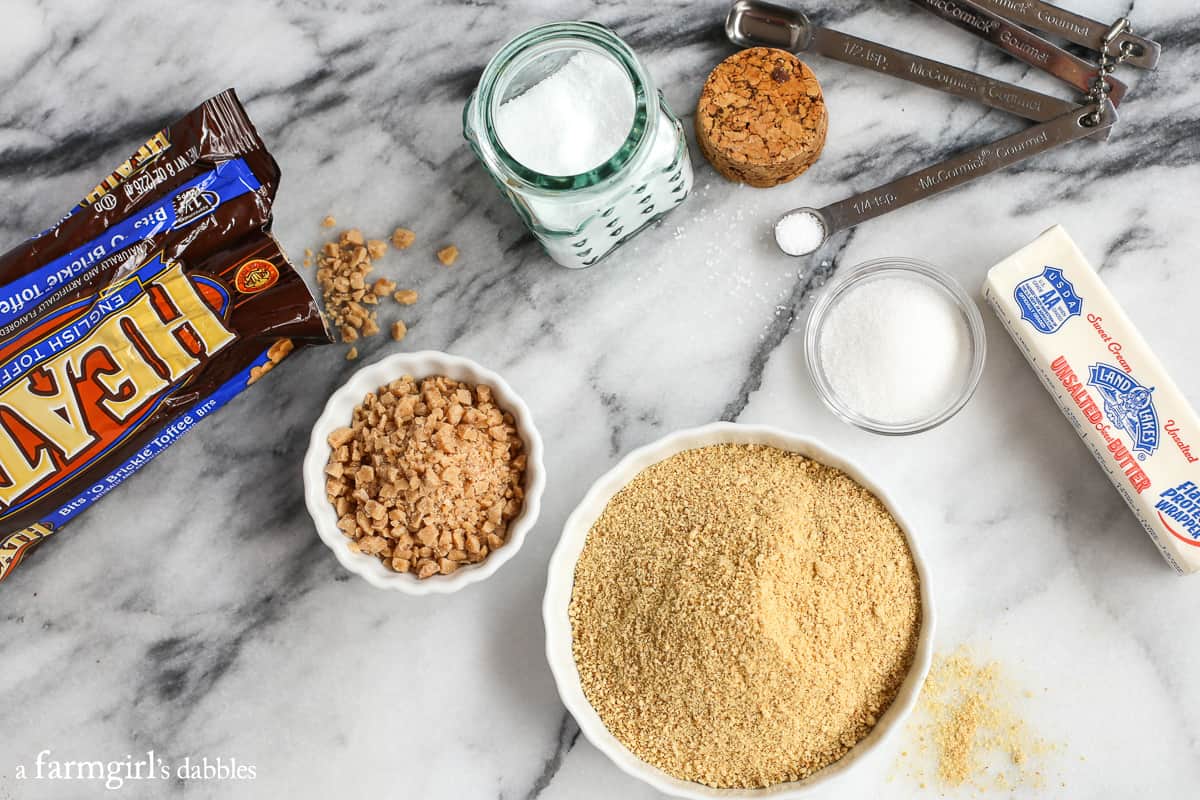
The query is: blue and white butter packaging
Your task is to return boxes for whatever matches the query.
[984,225,1200,575]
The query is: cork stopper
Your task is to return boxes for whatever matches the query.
[695,47,828,188]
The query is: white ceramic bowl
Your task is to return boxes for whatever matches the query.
[303,350,545,594]
[543,422,935,798]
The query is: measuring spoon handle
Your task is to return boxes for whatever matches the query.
[808,26,1076,123]
[906,0,1127,103]
[821,101,1116,233]
[970,0,1159,70]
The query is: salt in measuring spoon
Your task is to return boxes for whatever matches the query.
[725,0,1083,128]
[774,100,1117,256]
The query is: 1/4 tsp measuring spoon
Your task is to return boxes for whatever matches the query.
[726,0,1083,127]
[774,100,1116,256]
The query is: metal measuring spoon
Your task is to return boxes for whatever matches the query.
[905,0,1127,105]
[774,100,1117,256]
[726,0,1081,127]
[970,0,1159,70]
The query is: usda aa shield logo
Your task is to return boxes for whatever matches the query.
[1013,266,1082,334]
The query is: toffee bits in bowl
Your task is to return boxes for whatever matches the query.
[304,352,545,594]
[544,423,934,797]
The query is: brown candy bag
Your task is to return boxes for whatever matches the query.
[0,89,330,581]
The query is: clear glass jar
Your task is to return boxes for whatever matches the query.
[464,22,693,269]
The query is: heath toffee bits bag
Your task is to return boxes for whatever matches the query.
[0,90,330,581]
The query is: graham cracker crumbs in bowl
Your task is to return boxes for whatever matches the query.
[895,648,1063,792]
[569,443,921,789]
[324,375,526,579]
[436,245,458,266]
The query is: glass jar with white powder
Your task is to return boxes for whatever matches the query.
[464,22,693,268]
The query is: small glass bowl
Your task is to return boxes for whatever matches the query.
[804,258,987,436]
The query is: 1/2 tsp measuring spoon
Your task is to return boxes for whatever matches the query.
[971,0,1159,70]
[905,0,1127,105]
[774,100,1117,256]
[726,0,1082,128]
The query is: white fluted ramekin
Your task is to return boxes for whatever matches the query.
[303,351,545,594]
[543,422,935,798]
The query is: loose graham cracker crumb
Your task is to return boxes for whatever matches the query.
[569,444,921,789]
[897,648,1064,792]
[321,215,336,228]
[436,245,458,266]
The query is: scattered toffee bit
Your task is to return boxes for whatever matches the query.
[321,215,336,228]
[345,346,358,360]
[315,225,423,357]
[392,227,416,250]
[391,320,408,342]
[695,47,828,188]
[316,228,381,345]
[247,338,295,386]
[436,245,459,266]
[366,239,388,260]
[569,444,921,788]
[324,375,527,578]
[896,648,1064,792]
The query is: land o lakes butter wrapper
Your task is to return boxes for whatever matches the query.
[984,225,1200,574]
[0,90,330,582]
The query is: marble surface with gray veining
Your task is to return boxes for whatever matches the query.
[1,0,1198,797]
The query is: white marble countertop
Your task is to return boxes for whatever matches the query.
[1,1,1198,798]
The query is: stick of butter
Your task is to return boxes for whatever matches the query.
[984,225,1200,574]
